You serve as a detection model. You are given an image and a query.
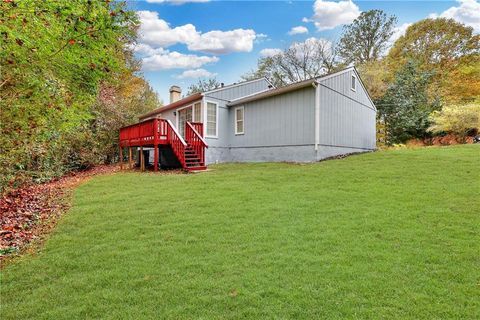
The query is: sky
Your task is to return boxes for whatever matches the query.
[126,0,480,103]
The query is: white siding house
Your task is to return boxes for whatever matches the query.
[138,67,376,165]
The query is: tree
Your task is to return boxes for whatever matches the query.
[388,18,479,71]
[0,0,159,193]
[440,55,480,104]
[428,100,480,142]
[356,60,393,101]
[243,38,339,87]
[377,60,441,144]
[338,10,397,65]
[187,78,221,95]
[387,18,480,105]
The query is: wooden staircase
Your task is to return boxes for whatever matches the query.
[184,145,206,171]
[119,118,208,172]
[182,121,207,171]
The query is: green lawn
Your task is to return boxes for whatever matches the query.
[1,145,479,319]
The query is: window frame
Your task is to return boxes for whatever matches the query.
[234,106,245,135]
[174,100,204,136]
[193,102,202,123]
[175,104,193,137]
[205,100,218,138]
[351,74,357,92]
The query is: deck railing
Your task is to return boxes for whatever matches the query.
[166,119,187,167]
[119,118,169,147]
[185,122,208,165]
[119,118,206,171]
[119,118,155,147]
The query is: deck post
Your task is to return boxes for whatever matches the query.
[119,146,123,170]
[140,146,144,171]
[153,118,159,172]
[128,147,132,169]
[154,145,159,172]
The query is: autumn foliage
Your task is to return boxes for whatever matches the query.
[0,0,160,194]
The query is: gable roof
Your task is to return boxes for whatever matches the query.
[138,67,376,120]
[138,77,273,121]
[351,66,376,109]
[138,93,202,121]
[227,77,317,106]
[203,77,273,95]
[227,67,376,109]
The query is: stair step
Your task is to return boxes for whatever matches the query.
[186,160,204,165]
[186,165,207,171]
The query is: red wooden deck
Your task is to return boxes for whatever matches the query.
[119,118,207,172]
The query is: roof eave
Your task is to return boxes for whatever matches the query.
[227,79,316,106]
[138,93,203,120]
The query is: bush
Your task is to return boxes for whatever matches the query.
[0,1,160,194]
[428,100,480,143]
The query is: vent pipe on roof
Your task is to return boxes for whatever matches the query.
[169,85,181,104]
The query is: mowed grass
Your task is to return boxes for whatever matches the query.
[1,145,479,319]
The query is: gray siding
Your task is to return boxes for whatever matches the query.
[228,86,315,147]
[317,70,376,151]
[159,108,176,124]
[205,78,271,101]
[203,96,230,163]
[318,69,374,110]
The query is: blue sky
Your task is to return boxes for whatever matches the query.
[127,0,480,103]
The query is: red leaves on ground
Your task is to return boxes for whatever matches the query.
[0,165,119,260]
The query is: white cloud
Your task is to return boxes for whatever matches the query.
[137,11,198,48]
[137,10,259,54]
[146,0,210,4]
[260,48,283,57]
[255,33,269,43]
[288,26,309,35]
[187,29,257,54]
[130,43,167,56]
[142,50,219,71]
[309,0,360,31]
[175,68,217,79]
[429,0,480,32]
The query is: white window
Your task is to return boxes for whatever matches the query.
[193,102,202,122]
[351,74,356,91]
[206,102,217,137]
[235,106,244,135]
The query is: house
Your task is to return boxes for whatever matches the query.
[119,67,376,171]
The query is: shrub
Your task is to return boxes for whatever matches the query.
[428,100,480,143]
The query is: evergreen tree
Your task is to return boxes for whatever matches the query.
[378,61,441,144]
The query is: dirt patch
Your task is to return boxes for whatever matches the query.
[0,165,119,264]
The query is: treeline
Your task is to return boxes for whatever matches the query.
[244,11,480,145]
[0,0,160,193]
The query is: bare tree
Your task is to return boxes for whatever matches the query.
[244,38,340,87]
[186,78,221,95]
